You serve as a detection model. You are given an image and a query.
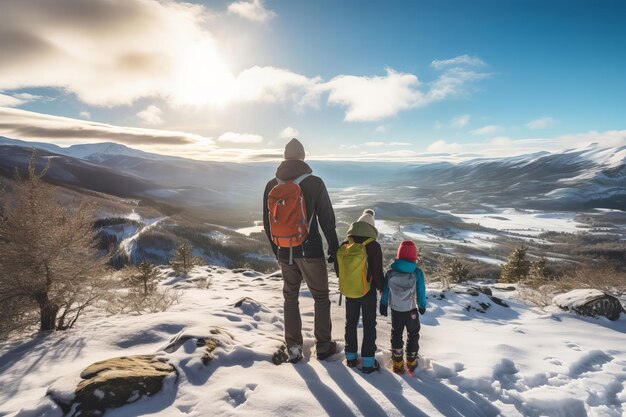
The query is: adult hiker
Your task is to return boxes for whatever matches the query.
[263,138,340,363]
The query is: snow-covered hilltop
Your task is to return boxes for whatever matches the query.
[1,266,624,417]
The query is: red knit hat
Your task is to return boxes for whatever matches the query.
[397,240,418,262]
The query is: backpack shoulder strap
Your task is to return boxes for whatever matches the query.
[293,173,312,185]
[363,237,375,246]
[275,173,311,185]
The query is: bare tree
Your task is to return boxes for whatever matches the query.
[0,157,109,333]
[131,260,159,296]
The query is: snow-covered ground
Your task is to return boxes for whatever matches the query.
[1,267,624,417]
[453,209,587,236]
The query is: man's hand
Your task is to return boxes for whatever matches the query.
[379,303,388,317]
[327,255,335,264]
[418,306,426,315]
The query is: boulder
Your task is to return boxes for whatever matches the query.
[553,289,624,321]
[52,355,176,417]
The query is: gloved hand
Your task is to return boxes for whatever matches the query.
[379,303,388,317]
[327,255,335,264]
[418,306,426,315]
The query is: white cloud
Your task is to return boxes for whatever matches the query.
[322,69,424,121]
[228,0,276,22]
[233,66,320,107]
[489,136,512,146]
[471,124,503,135]
[79,111,91,119]
[279,126,299,139]
[0,0,232,107]
[360,141,412,148]
[218,131,263,144]
[137,105,163,125]
[375,125,386,134]
[451,114,470,128]
[426,140,465,153]
[0,107,207,145]
[322,65,488,122]
[431,55,487,70]
[525,117,555,130]
[0,93,25,107]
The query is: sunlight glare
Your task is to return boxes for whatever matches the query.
[173,39,235,107]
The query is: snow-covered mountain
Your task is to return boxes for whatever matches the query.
[0,137,174,162]
[1,138,624,214]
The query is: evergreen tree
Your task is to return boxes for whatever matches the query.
[526,256,550,286]
[171,241,198,275]
[0,156,108,333]
[500,246,531,283]
[131,260,159,296]
[444,257,470,284]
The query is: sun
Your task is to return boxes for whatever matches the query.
[173,39,235,107]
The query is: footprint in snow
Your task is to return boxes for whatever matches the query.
[226,384,258,407]
[564,341,583,351]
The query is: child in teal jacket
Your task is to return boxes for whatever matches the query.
[379,240,427,373]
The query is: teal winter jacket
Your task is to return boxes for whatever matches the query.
[380,258,427,312]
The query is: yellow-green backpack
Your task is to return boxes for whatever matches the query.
[337,237,374,298]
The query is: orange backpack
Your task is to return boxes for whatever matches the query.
[268,174,312,263]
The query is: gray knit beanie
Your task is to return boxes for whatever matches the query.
[284,138,305,160]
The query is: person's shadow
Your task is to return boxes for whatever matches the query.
[293,363,359,417]
[320,361,429,417]
[317,359,497,417]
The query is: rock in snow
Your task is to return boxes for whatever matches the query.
[51,355,176,416]
[553,289,624,321]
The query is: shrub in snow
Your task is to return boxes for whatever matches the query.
[553,289,625,321]
[0,156,109,335]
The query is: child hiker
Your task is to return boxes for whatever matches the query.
[379,240,427,374]
[335,209,384,373]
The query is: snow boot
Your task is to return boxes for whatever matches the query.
[406,352,418,372]
[288,344,303,363]
[392,348,404,374]
[361,357,380,374]
[345,351,358,368]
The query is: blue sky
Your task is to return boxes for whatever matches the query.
[1,0,625,160]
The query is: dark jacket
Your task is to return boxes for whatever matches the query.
[263,160,339,263]
[335,221,385,292]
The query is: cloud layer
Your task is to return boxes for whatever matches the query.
[0,107,207,145]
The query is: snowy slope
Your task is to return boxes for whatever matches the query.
[1,267,624,417]
[0,137,173,162]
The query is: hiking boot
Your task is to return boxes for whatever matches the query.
[316,341,337,361]
[288,345,303,363]
[406,352,418,371]
[345,351,358,367]
[346,358,358,367]
[361,359,380,374]
[392,348,404,374]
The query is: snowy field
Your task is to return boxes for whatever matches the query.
[1,267,624,417]
[452,209,587,237]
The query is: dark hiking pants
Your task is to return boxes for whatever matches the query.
[391,308,421,354]
[345,288,377,358]
[281,257,332,353]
